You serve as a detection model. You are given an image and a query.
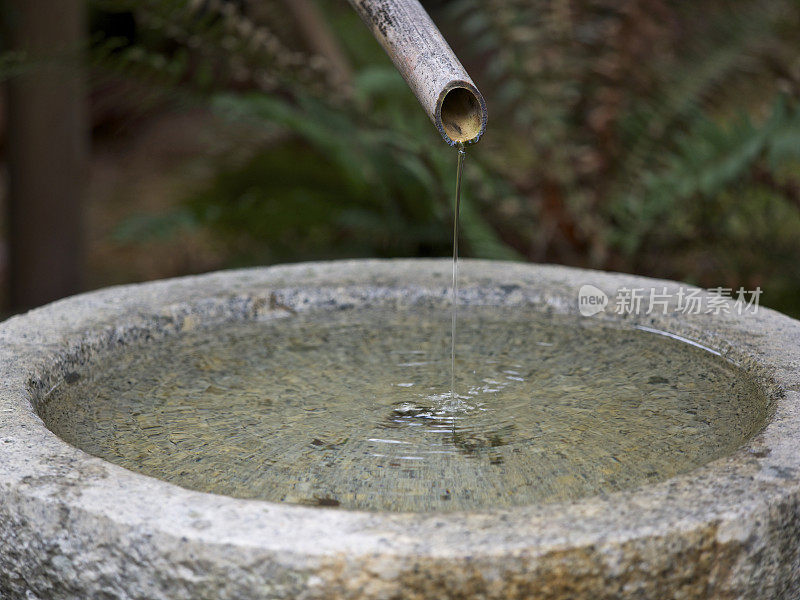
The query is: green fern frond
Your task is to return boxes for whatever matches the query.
[610,96,800,254]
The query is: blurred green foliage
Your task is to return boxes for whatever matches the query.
[185,90,519,262]
[82,0,800,314]
[442,0,800,314]
[102,0,518,264]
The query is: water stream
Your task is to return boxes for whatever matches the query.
[449,142,466,411]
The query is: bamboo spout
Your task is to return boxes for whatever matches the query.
[348,0,487,146]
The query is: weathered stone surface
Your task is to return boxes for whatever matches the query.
[0,259,799,599]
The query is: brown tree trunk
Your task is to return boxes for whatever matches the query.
[5,0,88,311]
[281,0,353,90]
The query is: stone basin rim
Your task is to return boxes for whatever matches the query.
[1,259,799,595]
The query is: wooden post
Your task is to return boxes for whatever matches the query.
[281,0,354,90]
[5,0,88,310]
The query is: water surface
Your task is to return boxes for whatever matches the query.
[40,307,768,511]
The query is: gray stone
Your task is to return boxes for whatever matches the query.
[0,259,799,599]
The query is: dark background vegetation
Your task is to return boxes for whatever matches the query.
[2,0,800,315]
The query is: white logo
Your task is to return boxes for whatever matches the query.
[578,285,608,317]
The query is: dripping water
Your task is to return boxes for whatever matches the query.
[450,142,466,410]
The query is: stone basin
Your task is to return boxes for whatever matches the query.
[1,259,799,599]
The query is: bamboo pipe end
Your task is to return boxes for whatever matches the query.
[436,82,487,146]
